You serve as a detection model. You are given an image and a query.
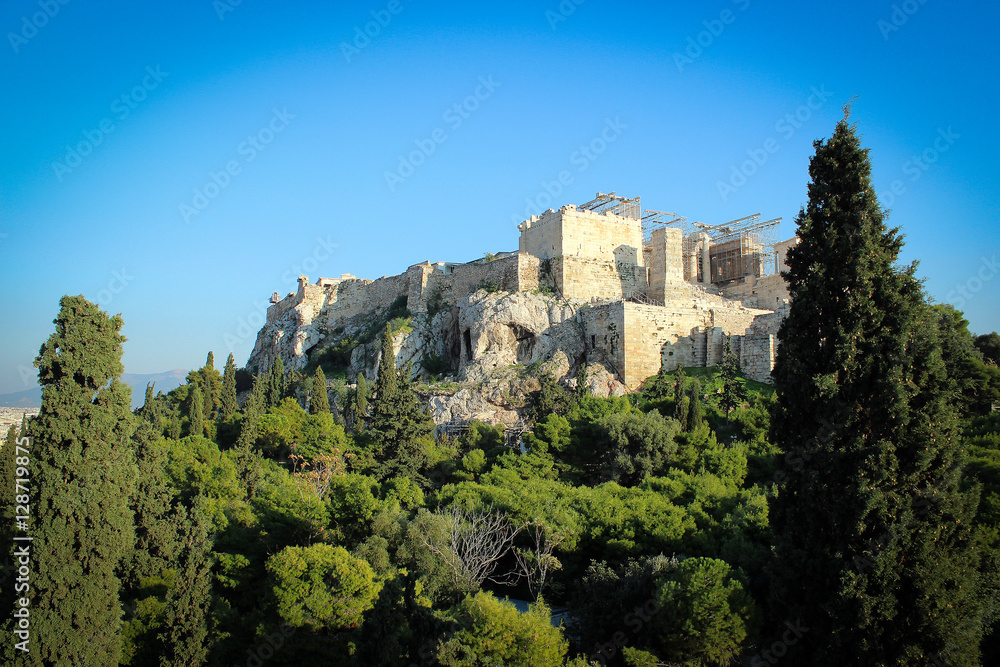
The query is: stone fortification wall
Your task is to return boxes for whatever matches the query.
[518,208,562,258]
[647,227,684,303]
[721,273,790,310]
[449,255,521,301]
[737,309,786,383]
[608,297,770,388]
[518,205,647,301]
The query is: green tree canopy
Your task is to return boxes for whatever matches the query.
[267,543,381,631]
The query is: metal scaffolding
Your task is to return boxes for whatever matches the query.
[578,192,641,220]
[696,214,782,283]
[581,191,782,284]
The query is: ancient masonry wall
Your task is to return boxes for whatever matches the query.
[647,226,684,303]
[518,205,648,301]
[739,308,786,383]
[581,303,625,379]
[603,299,769,388]
[720,273,790,310]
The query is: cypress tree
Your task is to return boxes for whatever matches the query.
[121,419,212,664]
[352,372,369,433]
[235,376,267,497]
[368,328,432,480]
[672,366,686,404]
[267,356,286,408]
[29,295,138,665]
[311,366,331,415]
[200,351,222,419]
[156,499,213,666]
[220,353,238,418]
[767,111,985,664]
[687,379,703,431]
[187,382,204,438]
[719,340,748,421]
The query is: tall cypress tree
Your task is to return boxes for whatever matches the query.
[121,419,212,664]
[267,356,286,408]
[235,376,267,497]
[311,366,331,415]
[718,340,748,421]
[187,382,204,438]
[156,498,213,666]
[351,372,369,433]
[29,295,138,665]
[200,351,222,419]
[687,379,703,431]
[767,111,985,664]
[220,353,238,418]
[368,328,432,481]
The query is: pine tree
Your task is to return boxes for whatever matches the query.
[767,111,986,664]
[687,379,703,431]
[187,382,204,437]
[719,340,748,421]
[311,366,331,415]
[220,353,238,418]
[29,295,138,665]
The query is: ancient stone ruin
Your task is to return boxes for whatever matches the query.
[248,192,797,422]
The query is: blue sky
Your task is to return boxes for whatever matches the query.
[1,0,998,394]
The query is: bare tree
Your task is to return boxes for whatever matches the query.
[417,504,521,592]
[513,522,565,601]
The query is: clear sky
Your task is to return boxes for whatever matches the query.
[1,0,998,394]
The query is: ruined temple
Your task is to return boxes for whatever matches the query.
[249,192,798,422]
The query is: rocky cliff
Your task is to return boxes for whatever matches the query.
[248,289,628,426]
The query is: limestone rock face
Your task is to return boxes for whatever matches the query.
[247,289,599,425]
[247,296,325,375]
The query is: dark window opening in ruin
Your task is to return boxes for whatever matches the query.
[464,329,473,361]
[591,334,596,349]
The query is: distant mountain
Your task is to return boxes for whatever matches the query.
[0,369,189,409]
